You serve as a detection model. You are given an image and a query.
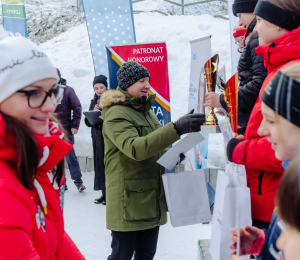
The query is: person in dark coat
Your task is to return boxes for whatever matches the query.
[84,75,107,205]
[204,0,267,135]
[55,69,86,192]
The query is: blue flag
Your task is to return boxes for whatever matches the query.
[81,0,136,77]
[1,0,27,37]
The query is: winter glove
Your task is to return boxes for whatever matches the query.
[173,109,205,136]
[227,138,242,162]
[176,153,186,165]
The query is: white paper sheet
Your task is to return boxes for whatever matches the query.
[157,132,205,171]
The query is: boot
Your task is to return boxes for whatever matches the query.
[95,190,106,205]
[94,196,105,204]
[76,184,86,192]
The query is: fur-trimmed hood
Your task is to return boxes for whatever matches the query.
[99,89,126,109]
[99,87,156,113]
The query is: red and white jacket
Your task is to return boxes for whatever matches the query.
[232,26,300,222]
[0,115,85,260]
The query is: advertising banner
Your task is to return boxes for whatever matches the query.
[1,0,27,37]
[81,0,136,77]
[187,36,215,208]
[187,36,212,171]
[227,0,240,75]
[106,42,171,127]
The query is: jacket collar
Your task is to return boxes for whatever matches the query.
[117,87,156,112]
[0,115,72,176]
[256,26,300,73]
[100,87,156,113]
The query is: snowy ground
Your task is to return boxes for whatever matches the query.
[64,169,212,260]
[39,13,230,167]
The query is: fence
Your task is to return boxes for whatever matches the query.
[132,0,227,16]
[76,0,228,19]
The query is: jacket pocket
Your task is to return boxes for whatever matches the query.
[124,179,157,221]
[258,171,264,195]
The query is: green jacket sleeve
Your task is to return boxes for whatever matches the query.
[104,116,180,162]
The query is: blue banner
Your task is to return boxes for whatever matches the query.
[81,0,136,77]
[1,1,27,37]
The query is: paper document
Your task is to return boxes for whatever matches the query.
[157,132,205,171]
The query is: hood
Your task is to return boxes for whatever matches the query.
[256,26,300,73]
[56,68,67,85]
[100,87,156,113]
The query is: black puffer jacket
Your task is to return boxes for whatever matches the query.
[220,18,267,134]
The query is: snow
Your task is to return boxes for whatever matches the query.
[40,13,230,167]
[64,169,212,260]
[55,13,231,258]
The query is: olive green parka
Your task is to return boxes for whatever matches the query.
[100,87,180,231]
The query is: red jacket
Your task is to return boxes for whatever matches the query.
[232,26,300,222]
[0,116,85,260]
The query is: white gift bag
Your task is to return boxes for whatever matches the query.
[162,169,211,228]
[225,163,247,187]
[210,164,252,260]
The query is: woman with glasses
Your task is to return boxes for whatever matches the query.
[0,28,85,259]
[205,0,267,136]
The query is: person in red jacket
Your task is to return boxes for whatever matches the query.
[227,0,300,229]
[0,27,85,259]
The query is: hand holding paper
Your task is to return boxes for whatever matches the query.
[157,132,205,171]
[229,226,259,256]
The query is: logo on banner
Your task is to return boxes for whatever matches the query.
[1,0,27,37]
[191,51,197,63]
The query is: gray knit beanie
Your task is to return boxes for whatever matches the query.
[117,61,150,91]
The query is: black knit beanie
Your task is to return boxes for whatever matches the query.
[232,0,258,17]
[93,75,107,87]
[117,61,150,91]
[261,71,300,127]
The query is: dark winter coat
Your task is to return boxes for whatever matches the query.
[232,26,300,222]
[220,18,267,133]
[55,78,82,145]
[257,210,282,260]
[84,94,105,191]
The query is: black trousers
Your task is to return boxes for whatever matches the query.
[107,226,160,260]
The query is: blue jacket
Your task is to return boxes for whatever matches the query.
[258,210,284,260]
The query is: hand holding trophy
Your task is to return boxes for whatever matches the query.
[204,54,219,125]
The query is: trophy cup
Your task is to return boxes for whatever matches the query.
[224,72,239,136]
[204,54,219,125]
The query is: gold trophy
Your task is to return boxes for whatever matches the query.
[204,54,219,125]
[224,72,239,136]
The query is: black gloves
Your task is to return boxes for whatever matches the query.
[173,109,205,136]
[176,153,186,165]
[226,138,242,162]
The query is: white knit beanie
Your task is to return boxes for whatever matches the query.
[0,27,59,103]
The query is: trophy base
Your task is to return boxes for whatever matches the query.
[201,125,221,134]
[204,108,218,126]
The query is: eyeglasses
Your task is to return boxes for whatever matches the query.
[17,84,65,108]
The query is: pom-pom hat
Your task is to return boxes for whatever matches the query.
[233,27,247,38]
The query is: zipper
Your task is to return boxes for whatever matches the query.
[258,170,264,195]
